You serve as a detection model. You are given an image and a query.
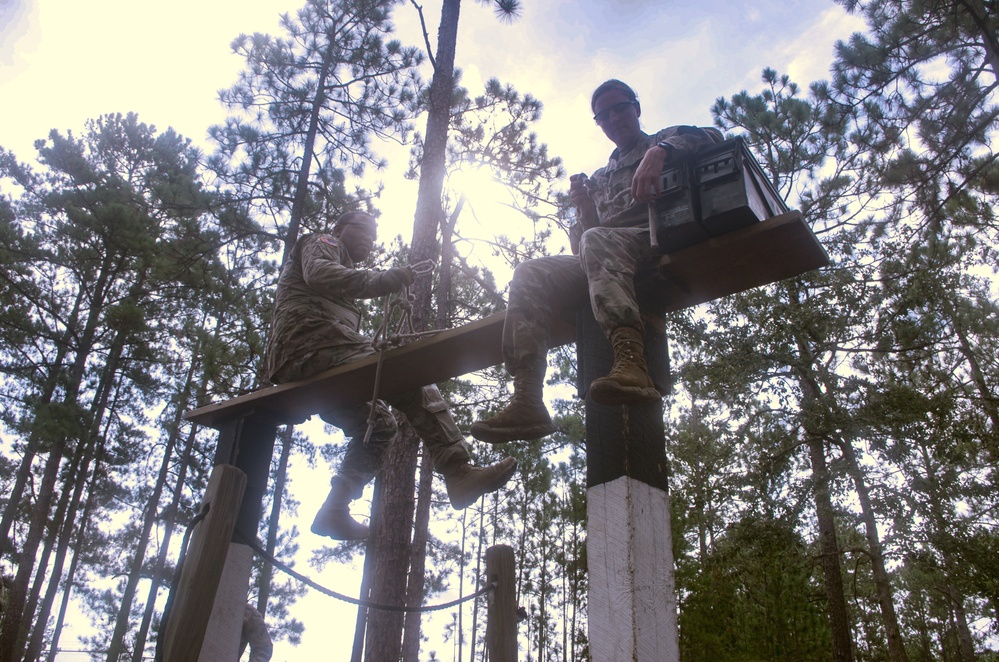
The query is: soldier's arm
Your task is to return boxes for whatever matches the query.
[299,235,384,299]
[632,126,725,203]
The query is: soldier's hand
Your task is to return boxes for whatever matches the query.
[568,173,591,207]
[632,145,668,203]
[569,173,598,230]
[377,266,415,294]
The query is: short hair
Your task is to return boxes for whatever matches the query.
[334,211,374,229]
[590,79,638,112]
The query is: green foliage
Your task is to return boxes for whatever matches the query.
[679,517,832,662]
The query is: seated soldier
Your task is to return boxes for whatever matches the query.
[266,211,517,540]
[471,79,723,443]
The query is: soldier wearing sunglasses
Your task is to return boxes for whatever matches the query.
[471,80,722,444]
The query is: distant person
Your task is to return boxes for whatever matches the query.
[471,79,723,443]
[265,211,517,540]
[240,603,272,662]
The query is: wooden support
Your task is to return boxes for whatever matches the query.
[577,306,677,662]
[161,464,247,662]
[185,211,826,430]
[198,544,254,661]
[486,545,518,662]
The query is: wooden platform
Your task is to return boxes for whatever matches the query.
[185,211,827,429]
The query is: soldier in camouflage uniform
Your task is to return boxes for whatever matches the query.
[471,80,723,443]
[239,604,273,662]
[266,211,517,540]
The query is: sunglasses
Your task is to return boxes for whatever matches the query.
[593,101,638,125]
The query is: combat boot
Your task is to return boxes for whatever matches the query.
[588,326,661,407]
[442,457,518,509]
[470,366,556,443]
[311,476,369,541]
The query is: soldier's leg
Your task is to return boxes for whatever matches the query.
[579,227,661,406]
[311,399,398,540]
[471,255,588,443]
[388,385,517,509]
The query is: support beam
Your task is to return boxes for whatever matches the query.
[486,545,518,662]
[588,479,677,662]
[577,306,676,661]
[160,464,246,662]
[193,412,277,662]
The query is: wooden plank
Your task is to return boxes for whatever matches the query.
[652,210,828,311]
[185,211,827,429]
[161,464,246,662]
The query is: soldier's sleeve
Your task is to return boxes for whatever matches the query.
[242,604,274,662]
[298,234,385,299]
[654,125,725,161]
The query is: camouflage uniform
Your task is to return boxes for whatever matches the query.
[265,233,470,496]
[502,126,723,374]
[240,604,273,662]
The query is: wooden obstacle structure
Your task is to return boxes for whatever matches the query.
[168,210,828,660]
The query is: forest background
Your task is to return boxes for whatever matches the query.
[0,0,996,660]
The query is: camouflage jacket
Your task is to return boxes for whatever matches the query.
[587,125,724,228]
[265,233,389,383]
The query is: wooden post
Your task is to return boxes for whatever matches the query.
[162,411,279,661]
[161,464,247,662]
[486,544,518,662]
[200,411,279,662]
[577,304,678,662]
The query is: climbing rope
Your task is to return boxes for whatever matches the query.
[363,259,439,445]
[234,528,494,613]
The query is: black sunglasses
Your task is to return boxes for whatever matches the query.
[593,101,638,124]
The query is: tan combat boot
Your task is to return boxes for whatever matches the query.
[470,366,556,443]
[442,457,518,509]
[588,326,661,407]
[311,476,369,541]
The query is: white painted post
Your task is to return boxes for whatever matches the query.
[587,479,677,661]
[577,305,677,661]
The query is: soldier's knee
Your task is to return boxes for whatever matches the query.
[367,401,399,439]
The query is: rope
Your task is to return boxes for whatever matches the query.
[234,529,494,613]
[363,261,439,445]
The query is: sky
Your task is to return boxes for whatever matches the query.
[0,0,867,660]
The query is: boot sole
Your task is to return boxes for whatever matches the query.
[449,458,519,509]
[470,421,557,444]
[310,513,370,541]
[589,383,661,407]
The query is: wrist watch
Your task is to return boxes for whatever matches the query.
[656,141,673,162]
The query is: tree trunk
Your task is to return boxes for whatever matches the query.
[364,422,420,661]
[807,434,854,662]
[131,421,200,660]
[0,254,119,662]
[400,454,435,662]
[43,479,98,662]
[0,290,83,556]
[839,439,909,662]
[258,425,294,616]
[105,349,194,661]
[283,32,339,263]
[410,0,461,328]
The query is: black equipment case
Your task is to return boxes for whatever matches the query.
[650,137,788,253]
[652,164,709,253]
[693,137,789,237]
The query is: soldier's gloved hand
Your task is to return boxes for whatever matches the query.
[377,266,416,294]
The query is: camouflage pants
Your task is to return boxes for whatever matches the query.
[503,226,654,373]
[275,345,470,496]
